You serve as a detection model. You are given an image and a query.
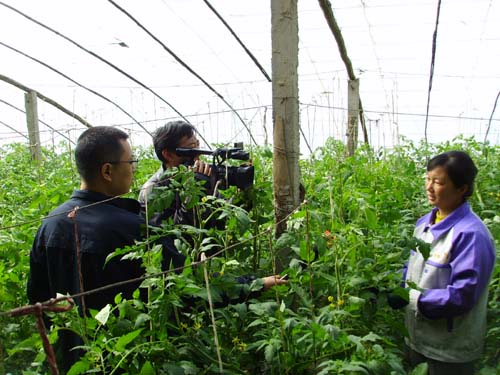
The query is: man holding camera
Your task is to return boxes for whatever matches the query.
[139,120,212,206]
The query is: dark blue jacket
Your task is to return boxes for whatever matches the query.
[28,190,147,309]
[27,189,183,372]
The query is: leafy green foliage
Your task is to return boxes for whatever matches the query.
[0,137,498,374]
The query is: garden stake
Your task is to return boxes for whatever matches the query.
[304,200,317,369]
[7,297,74,375]
[68,206,88,337]
[201,253,223,373]
[142,191,155,343]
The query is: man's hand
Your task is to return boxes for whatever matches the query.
[192,160,212,176]
[262,275,289,290]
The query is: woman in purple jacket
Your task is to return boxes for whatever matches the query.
[402,151,496,374]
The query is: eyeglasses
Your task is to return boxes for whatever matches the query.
[107,159,139,169]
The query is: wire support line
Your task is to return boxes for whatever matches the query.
[202,0,271,83]
[0,126,83,137]
[359,0,394,124]
[1,199,307,317]
[0,174,236,232]
[0,97,76,145]
[424,0,442,144]
[484,90,500,145]
[106,0,257,146]
[299,125,314,155]
[0,41,151,137]
[2,100,494,143]
[0,179,182,232]
[0,2,212,149]
[0,119,29,140]
[0,193,127,232]
[84,101,500,132]
[7,298,74,375]
[300,102,500,122]
[0,73,93,129]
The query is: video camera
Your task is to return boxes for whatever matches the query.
[175,143,254,190]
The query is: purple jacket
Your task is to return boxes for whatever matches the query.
[404,201,496,362]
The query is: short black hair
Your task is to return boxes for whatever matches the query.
[427,150,478,199]
[153,121,196,163]
[75,126,129,183]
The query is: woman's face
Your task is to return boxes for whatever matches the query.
[425,166,467,215]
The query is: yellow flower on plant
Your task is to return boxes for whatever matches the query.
[232,337,247,351]
[323,230,337,247]
[327,295,334,303]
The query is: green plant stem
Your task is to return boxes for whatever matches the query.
[304,202,317,369]
[201,253,223,373]
[252,209,260,272]
[328,176,335,227]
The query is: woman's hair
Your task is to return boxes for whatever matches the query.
[427,150,478,198]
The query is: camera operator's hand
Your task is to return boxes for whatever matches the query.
[262,275,289,290]
[192,159,212,176]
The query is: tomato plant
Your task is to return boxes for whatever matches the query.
[0,137,498,374]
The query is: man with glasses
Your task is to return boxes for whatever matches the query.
[27,126,147,371]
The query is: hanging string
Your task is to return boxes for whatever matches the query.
[424,0,443,145]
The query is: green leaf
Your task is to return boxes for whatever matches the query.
[340,362,369,374]
[299,240,315,263]
[361,332,381,342]
[392,286,410,301]
[67,359,90,375]
[410,362,428,375]
[365,207,378,229]
[264,343,276,363]
[134,313,151,328]
[139,361,155,375]
[275,232,295,249]
[247,318,266,328]
[115,328,143,352]
[413,238,432,260]
[163,363,186,375]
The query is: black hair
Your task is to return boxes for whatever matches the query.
[427,150,478,199]
[75,126,129,183]
[153,121,196,163]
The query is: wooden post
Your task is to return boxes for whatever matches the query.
[318,0,368,149]
[346,79,360,156]
[25,90,42,162]
[271,0,301,270]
